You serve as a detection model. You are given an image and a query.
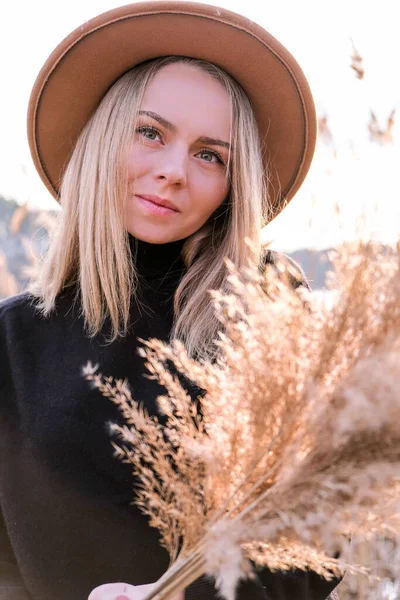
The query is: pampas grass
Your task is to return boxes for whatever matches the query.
[84,240,400,600]
[350,39,365,80]
[338,535,400,599]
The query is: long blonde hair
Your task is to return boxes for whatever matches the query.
[30,56,269,360]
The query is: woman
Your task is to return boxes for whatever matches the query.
[0,2,340,599]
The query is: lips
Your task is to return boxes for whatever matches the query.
[136,194,180,212]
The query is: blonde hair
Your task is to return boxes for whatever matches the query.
[30,56,269,361]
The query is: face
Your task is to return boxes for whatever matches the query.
[124,62,231,244]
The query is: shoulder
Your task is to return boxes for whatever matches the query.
[0,292,40,331]
[0,291,75,397]
[0,293,38,385]
[263,248,311,291]
[0,293,45,379]
[0,295,28,394]
[0,286,79,329]
[0,292,36,313]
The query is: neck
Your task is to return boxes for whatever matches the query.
[129,235,187,281]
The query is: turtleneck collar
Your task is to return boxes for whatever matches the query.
[128,235,187,282]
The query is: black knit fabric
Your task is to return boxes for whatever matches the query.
[0,238,340,600]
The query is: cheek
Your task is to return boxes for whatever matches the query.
[197,175,230,215]
[184,176,230,235]
[126,145,147,180]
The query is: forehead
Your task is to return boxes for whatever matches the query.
[140,62,231,138]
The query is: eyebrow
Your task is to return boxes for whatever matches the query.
[138,110,231,150]
[197,136,230,150]
[138,110,176,131]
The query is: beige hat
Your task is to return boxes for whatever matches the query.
[27,1,317,219]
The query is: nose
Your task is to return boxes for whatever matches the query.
[154,143,188,188]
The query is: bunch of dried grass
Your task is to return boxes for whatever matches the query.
[84,241,400,600]
[334,533,400,599]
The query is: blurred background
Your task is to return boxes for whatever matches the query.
[1,0,400,295]
[0,2,399,595]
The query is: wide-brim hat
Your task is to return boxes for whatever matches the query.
[27,1,317,220]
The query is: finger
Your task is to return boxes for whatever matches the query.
[88,582,155,600]
[88,582,131,600]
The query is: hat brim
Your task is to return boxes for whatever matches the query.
[27,0,317,219]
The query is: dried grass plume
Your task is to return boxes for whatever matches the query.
[84,241,400,600]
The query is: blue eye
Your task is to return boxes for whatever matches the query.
[197,149,225,165]
[137,126,161,141]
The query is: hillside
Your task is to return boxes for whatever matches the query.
[0,196,56,297]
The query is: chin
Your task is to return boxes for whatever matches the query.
[126,227,182,245]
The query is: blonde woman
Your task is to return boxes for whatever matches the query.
[0,3,339,600]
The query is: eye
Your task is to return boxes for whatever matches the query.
[136,125,162,142]
[197,148,225,165]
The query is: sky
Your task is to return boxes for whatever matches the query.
[1,0,399,250]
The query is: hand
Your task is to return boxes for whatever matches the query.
[88,581,184,600]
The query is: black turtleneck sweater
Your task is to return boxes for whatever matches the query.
[0,238,339,600]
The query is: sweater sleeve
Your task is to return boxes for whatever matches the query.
[185,568,341,600]
[0,510,31,600]
[0,302,31,599]
[0,304,7,394]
